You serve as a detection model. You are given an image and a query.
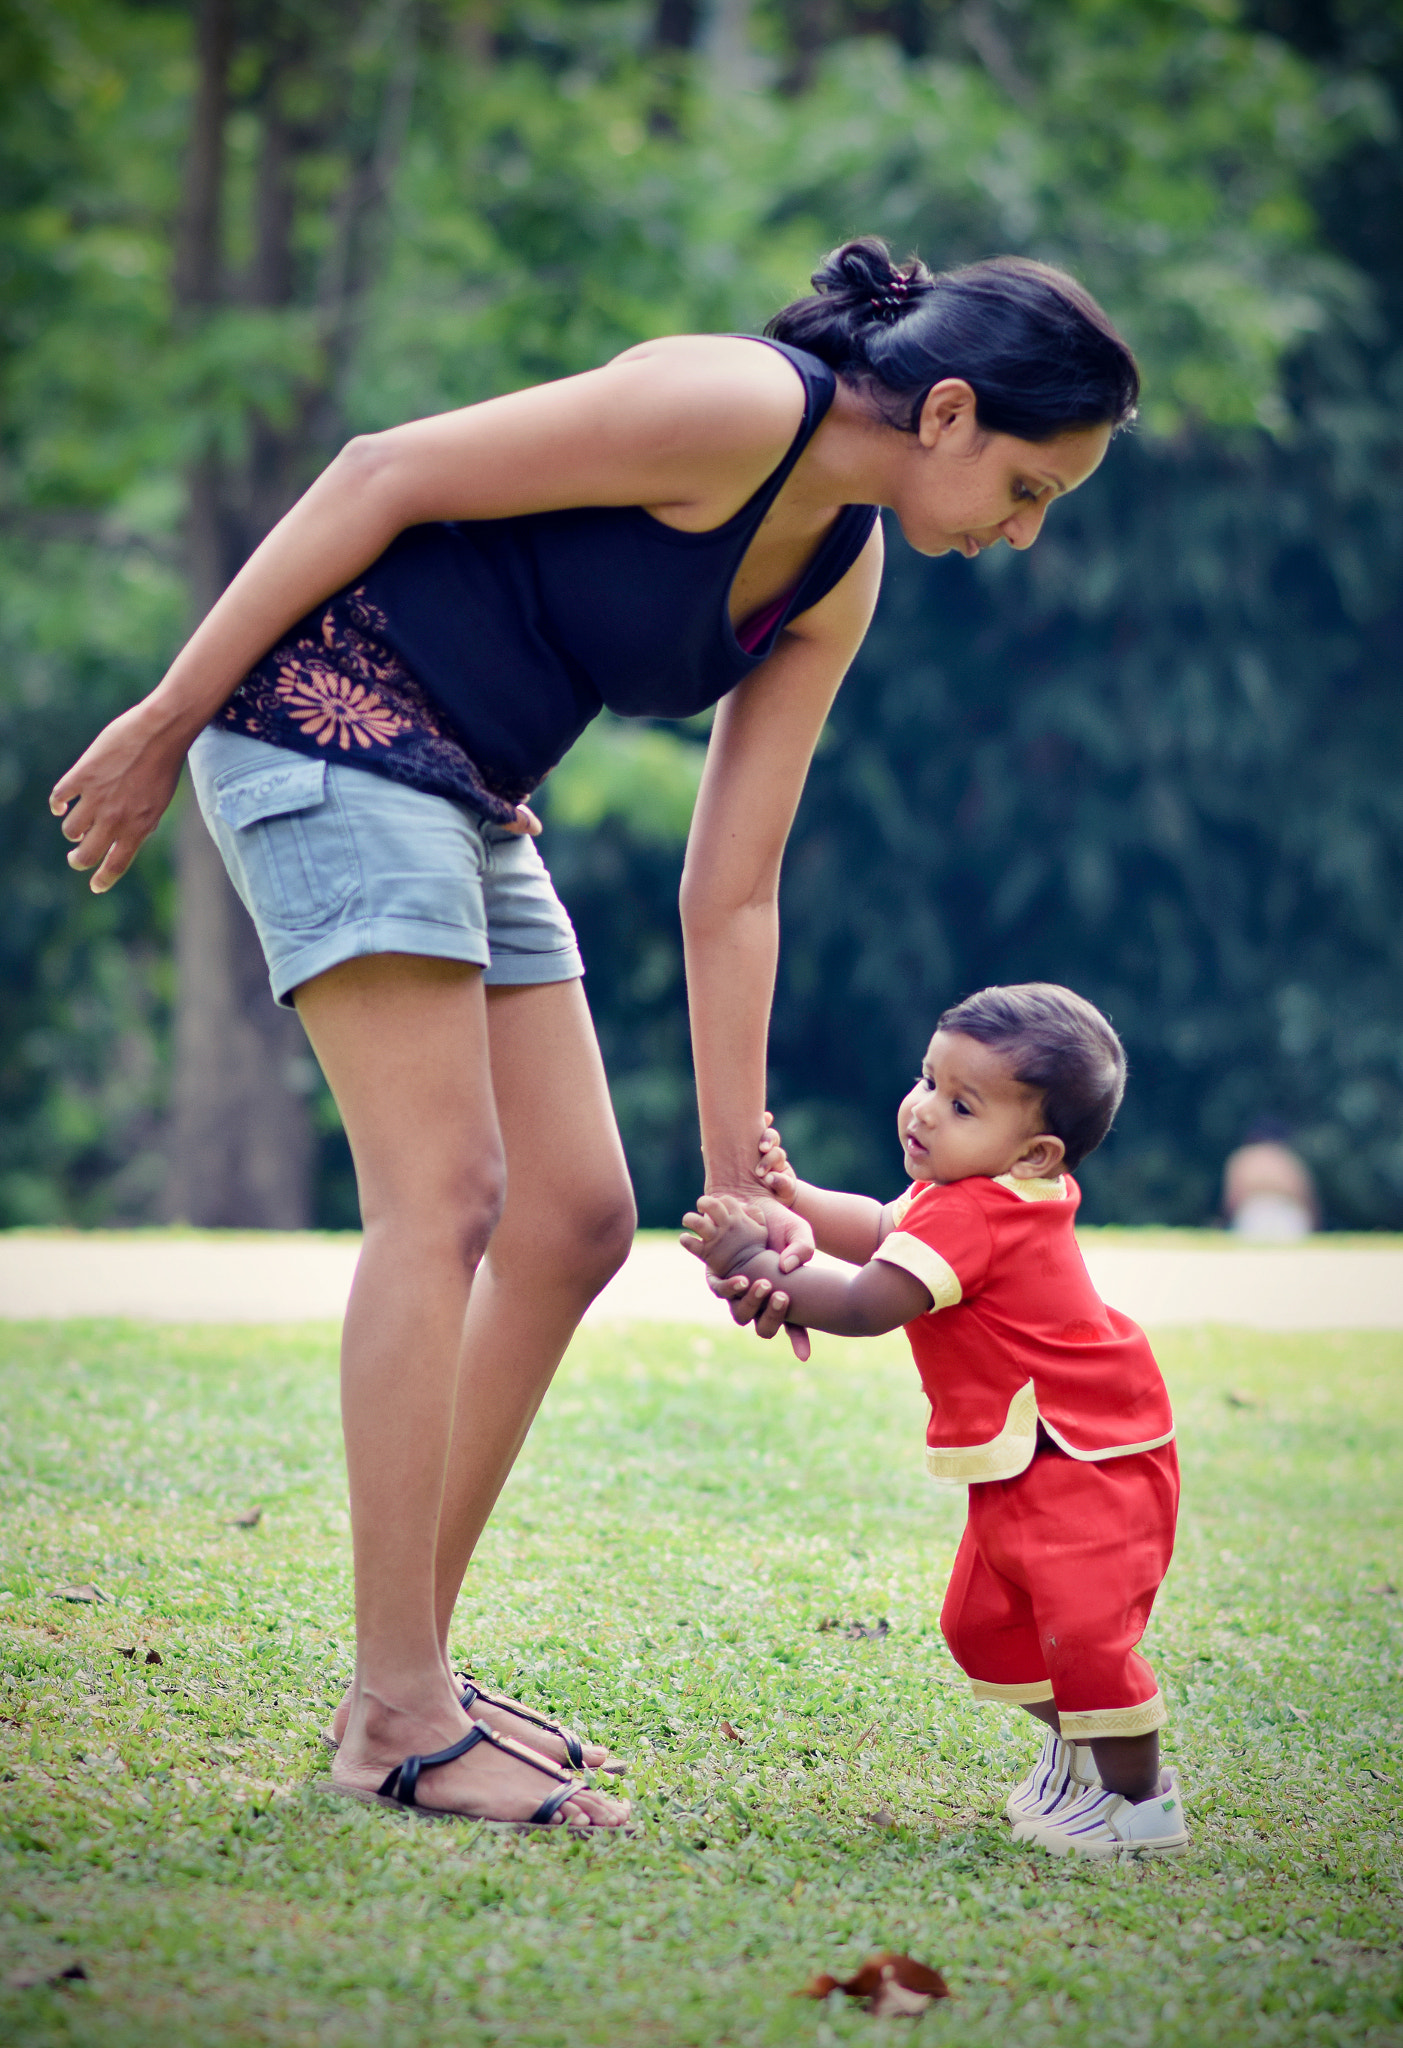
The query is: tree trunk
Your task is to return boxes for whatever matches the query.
[162,0,315,1228]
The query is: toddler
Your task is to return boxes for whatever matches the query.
[683,982,1186,1858]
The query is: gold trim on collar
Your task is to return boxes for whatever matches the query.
[993,1173,1067,1202]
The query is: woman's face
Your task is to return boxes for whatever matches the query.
[892,380,1112,559]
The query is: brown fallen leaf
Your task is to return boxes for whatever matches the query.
[799,1952,950,2016]
[53,1584,103,1604]
[1285,1703,1309,1722]
[862,1804,899,1830]
[719,1720,745,1743]
[853,1721,880,1750]
[115,1647,137,1659]
[7,1962,88,1990]
[817,1616,840,1633]
[144,1649,163,1667]
[227,1508,262,1529]
[1364,1582,1399,1598]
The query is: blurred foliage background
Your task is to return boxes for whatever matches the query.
[2,0,1401,1231]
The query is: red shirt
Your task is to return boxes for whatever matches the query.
[873,1174,1175,1483]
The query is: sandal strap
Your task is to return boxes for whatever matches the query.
[379,1716,572,1810]
[529,1779,583,1828]
[457,1675,585,1771]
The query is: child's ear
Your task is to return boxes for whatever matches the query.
[1009,1133,1066,1180]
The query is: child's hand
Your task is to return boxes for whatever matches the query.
[681,1193,770,1279]
[753,1112,797,1206]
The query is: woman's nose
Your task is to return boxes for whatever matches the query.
[1002,500,1050,551]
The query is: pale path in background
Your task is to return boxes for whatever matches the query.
[0,1230,1401,1329]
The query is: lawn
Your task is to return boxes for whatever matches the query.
[0,1317,1399,2047]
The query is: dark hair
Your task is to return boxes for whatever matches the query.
[937,982,1126,1170]
[766,235,1139,440]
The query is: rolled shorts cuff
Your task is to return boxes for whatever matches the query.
[968,1677,1056,1705]
[266,919,492,1007]
[1058,1691,1167,1740]
[482,944,585,990]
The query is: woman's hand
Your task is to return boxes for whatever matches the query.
[754,1111,797,1205]
[50,699,190,893]
[701,1189,813,1360]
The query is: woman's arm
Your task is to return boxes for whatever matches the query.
[51,339,809,892]
[680,524,884,1272]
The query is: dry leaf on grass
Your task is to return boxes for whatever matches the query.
[227,1508,262,1528]
[115,1647,136,1659]
[144,1649,163,1667]
[862,1804,899,1830]
[799,1952,950,2018]
[1285,1702,1309,1722]
[818,1616,890,1641]
[7,1963,88,1990]
[719,1720,745,1743]
[53,1584,103,1604]
[853,1722,879,1750]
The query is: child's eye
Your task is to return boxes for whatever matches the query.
[913,1072,935,1092]
[953,1098,972,1116]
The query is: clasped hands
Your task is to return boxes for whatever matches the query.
[681,1117,813,1360]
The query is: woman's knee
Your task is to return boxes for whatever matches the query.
[362,1146,508,1274]
[502,1174,636,1300]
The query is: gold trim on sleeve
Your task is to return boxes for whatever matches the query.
[874,1232,963,1308]
[968,1675,1056,1704]
[1058,1691,1167,1740]
[887,1186,916,1227]
[924,1378,1039,1483]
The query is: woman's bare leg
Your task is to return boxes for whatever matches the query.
[295,954,626,1824]
[325,977,637,1765]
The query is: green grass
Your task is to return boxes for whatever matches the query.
[0,1319,1400,2047]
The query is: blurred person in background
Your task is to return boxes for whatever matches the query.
[1222,1121,1318,1240]
[48,238,1138,1827]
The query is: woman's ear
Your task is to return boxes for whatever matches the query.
[916,377,979,449]
[1009,1133,1066,1180]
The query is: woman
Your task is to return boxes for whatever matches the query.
[51,239,1138,1828]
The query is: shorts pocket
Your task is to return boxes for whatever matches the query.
[212,757,357,929]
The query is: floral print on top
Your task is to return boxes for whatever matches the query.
[216,585,528,824]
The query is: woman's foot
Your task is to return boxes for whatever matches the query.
[331,1691,631,1827]
[327,1671,617,1771]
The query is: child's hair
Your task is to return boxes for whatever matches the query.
[937,982,1126,1169]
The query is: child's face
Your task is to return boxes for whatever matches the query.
[897,1030,1062,1185]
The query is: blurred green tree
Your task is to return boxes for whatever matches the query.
[2,0,1399,1230]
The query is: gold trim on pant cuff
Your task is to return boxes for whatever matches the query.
[968,1677,1056,1704]
[1058,1691,1167,1740]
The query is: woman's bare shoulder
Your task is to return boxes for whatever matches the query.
[597,334,808,465]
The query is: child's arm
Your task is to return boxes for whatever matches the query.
[754,1117,905,1266]
[682,1194,931,1338]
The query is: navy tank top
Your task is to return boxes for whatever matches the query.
[217,340,878,821]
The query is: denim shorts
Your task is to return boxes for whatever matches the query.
[189,726,583,1007]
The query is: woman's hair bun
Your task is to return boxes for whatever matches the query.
[765,235,1139,441]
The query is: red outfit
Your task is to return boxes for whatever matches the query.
[874,1173,1178,1737]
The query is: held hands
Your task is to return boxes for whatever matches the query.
[681,1192,770,1280]
[50,701,189,894]
[754,1112,797,1205]
[680,1186,814,1363]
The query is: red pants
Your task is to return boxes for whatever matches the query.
[940,1441,1179,1740]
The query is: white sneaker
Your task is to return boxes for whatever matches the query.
[1004,1728,1100,1830]
[1021,1769,1188,1860]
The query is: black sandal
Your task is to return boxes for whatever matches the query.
[365,1718,591,1828]
[456,1671,627,1776]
